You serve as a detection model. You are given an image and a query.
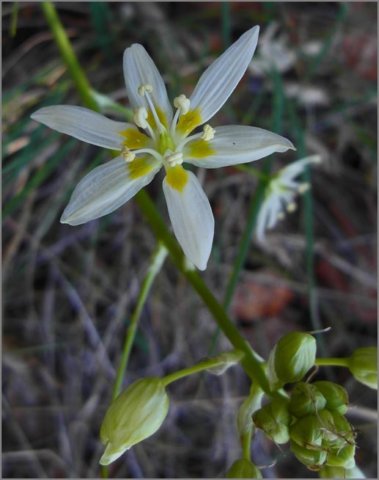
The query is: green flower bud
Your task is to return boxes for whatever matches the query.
[226,459,262,478]
[318,409,354,449]
[326,443,356,469]
[289,382,327,418]
[319,465,365,478]
[290,440,327,469]
[99,378,169,465]
[253,397,290,444]
[289,415,323,449]
[313,381,349,414]
[319,410,355,448]
[348,347,377,389]
[268,332,317,388]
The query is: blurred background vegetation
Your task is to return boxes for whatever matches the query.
[3,2,377,478]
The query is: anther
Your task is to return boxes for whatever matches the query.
[121,147,135,163]
[173,94,190,115]
[201,124,215,141]
[133,107,149,129]
[286,202,297,213]
[138,84,153,96]
[298,183,310,194]
[277,212,285,221]
[165,151,183,167]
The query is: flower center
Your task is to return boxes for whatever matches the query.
[121,84,215,169]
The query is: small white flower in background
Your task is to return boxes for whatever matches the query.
[256,155,321,243]
[31,26,295,270]
[249,22,297,76]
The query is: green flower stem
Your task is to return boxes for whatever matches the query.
[315,357,350,368]
[112,243,168,400]
[162,350,242,386]
[41,2,98,111]
[43,3,271,395]
[241,432,252,461]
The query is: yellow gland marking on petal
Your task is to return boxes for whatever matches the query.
[120,128,150,149]
[128,156,155,180]
[187,139,215,158]
[147,106,168,130]
[176,108,202,137]
[166,165,188,192]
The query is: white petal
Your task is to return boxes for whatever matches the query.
[123,44,172,121]
[186,125,295,169]
[281,155,321,181]
[256,198,272,243]
[189,26,260,124]
[162,171,214,270]
[61,156,160,225]
[31,106,130,150]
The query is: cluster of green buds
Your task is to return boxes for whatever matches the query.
[289,380,355,473]
[253,380,356,473]
[252,332,360,475]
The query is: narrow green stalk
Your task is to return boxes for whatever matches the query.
[112,244,168,400]
[162,350,242,386]
[315,357,350,368]
[241,432,252,461]
[41,2,98,111]
[221,1,231,49]
[10,2,19,37]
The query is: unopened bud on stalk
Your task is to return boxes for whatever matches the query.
[268,332,317,388]
[289,382,326,418]
[348,346,377,389]
[99,378,169,465]
[319,409,354,449]
[289,414,323,449]
[325,443,356,469]
[319,465,365,479]
[313,381,349,414]
[253,397,290,444]
[290,440,327,469]
[226,459,262,478]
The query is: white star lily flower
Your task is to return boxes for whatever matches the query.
[31,26,295,270]
[256,155,321,243]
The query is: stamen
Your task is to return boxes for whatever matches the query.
[173,94,190,115]
[121,147,135,163]
[277,212,285,221]
[138,83,165,134]
[201,124,215,141]
[171,94,190,135]
[298,183,310,194]
[134,107,148,129]
[165,151,183,167]
[286,202,297,213]
[133,107,156,139]
[138,84,153,96]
